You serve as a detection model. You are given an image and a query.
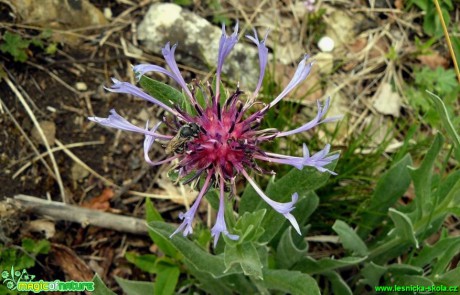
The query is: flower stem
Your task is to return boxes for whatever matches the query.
[433,0,460,83]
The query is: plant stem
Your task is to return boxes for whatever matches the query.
[433,0,460,83]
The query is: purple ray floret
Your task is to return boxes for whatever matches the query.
[105,78,179,117]
[88,109,171,141]
[215,23,239,101]
[269,55,313,108]
[246,29,269,100]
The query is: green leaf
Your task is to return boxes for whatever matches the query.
[154,262,180,295]
[262,269,320,295]
[233,209,266,243]
[408,133,443,220]
[0,32,30,62]
[92,273,116,295]
[205,189,219,211]
[387,264,423,276]
[426,91,460,160]
[276,227,308,269]
[357,154,412,238]
[186,265,233,294]
[257,244,269,268]
[409,0,427,10]
[173,0,193,5]
[431,239,460,276]
[360,262,387,287]
[39,29,53,39]
[323,271,352,295]
[146,197,163,222]
[388,208,419,248]
[139,75,185,107]
[145,198,177,257]
[0,246,34,270]
[45,43,58,55]
[332,220,368,256]
[438,170,460,204]
[434,266,460,286]
[21,238,50,255]
[114,276,155,295]
[239,181,260,214]
[147,221,241,278]
[293,256,367,275]
[29,38,43,48]
[224,242,263,279]
[184,261,255,295]
[125,252,157,273]
[443,176,460,209]
[423,7,450,37]
[392,275,433,287]
[411,236,460,269]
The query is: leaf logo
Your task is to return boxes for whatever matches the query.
[1,266,35,290]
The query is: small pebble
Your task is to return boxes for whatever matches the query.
[75,82,88,91]
[46,106,57,113]
[318,36,335,52]
[31,120,56,146]
[103,7,113,19]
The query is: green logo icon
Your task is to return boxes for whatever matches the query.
[1,266,95,293]
[2,266,36,290]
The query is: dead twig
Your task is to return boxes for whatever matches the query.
[12,194,148,235]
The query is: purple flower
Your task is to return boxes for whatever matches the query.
[304,0,316,12]
[89,24,340,246]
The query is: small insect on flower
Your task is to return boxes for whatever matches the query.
[165,123,200,154]
[89,22,342,247]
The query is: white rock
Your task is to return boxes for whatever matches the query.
[103,7,112,19]
[137,3,259,88]
[318,36,335,52]
[373,82,401,117]
[75,82,88,91]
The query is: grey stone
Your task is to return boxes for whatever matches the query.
[137,3,260,89]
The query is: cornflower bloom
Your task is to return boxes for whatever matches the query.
[89,24,341,246]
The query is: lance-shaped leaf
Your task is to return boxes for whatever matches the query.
[114,277,155,295]
[262,269,320,295]
[426,90,460,160]
[357,154,412,238]
[92,274,116,295]
[408,133,443,220]
[333,220,368,256]
[224,242,263,279]
[293,256,367,275]
[276,227,309,269]
[145,198,178,257]
[139,75,185,107]
[148,221,241,278]
[388,208,419,248]
[323,271,353,295]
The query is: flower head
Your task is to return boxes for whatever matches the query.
[89,24,340,245]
